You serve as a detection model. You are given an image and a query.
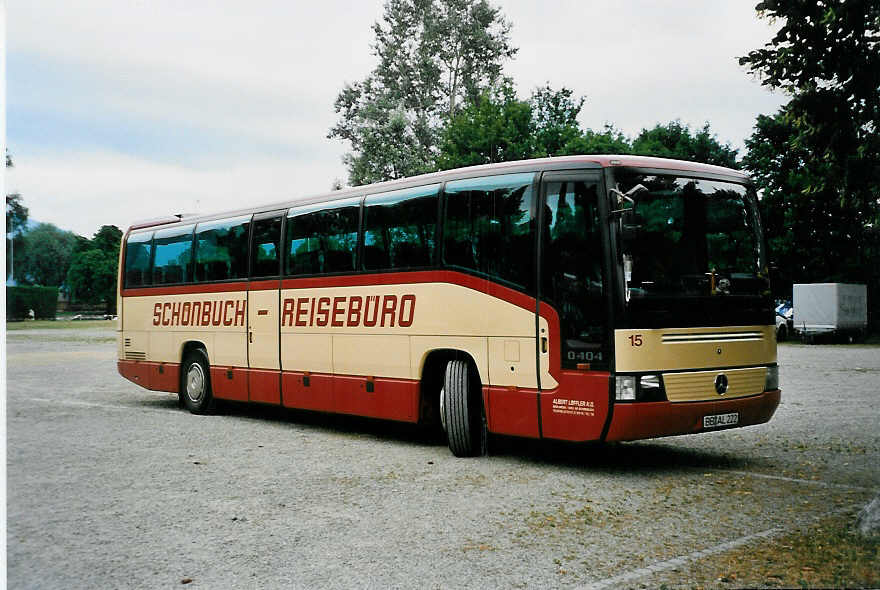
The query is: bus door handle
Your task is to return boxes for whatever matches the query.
[541,337,548,353]
[249,329,254,344]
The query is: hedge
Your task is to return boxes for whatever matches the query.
[6,286,59,320]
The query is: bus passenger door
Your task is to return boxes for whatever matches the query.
[537,171,613,442]
[247,213,283,404]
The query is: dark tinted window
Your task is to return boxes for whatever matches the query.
[363,184,438,270]
[124,231,153,288]
[250,216,282,278]
[152,225,194,284]
[194,215,250,282]
[443,173,535,289]
[286,199,360,275]
[542,179,607,369]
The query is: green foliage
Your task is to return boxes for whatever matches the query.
[437,87,534,169]
[66,224,122,312]
[740,0,880,326]
[6,285,59,320]
[631,121,739,168]
[18,223,79,287]
[66,249,117,311]
[328,0,516,185]
[529,84,584,157]
[438,87,737,172]
[562,124,632,156]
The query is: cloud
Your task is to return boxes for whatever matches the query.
[6,151,347,237]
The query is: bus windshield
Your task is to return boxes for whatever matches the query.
[615,171,768,302]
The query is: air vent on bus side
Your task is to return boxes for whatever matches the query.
[125,351,147,361]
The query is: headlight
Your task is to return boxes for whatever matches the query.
[615,375,636,401]
[765,365,779,391]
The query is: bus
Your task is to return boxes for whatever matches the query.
[117,155,780,457]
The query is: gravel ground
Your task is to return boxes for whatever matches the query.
[6,328,879,589]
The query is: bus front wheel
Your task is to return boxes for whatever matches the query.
[441,359,487,457]
[180,349,215,415]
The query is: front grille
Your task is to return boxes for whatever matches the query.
[662,366,767,402]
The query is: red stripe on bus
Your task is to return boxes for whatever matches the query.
[248,279,280,291]
[122,282,248,297]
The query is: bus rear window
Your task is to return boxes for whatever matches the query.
[124,232,153,288]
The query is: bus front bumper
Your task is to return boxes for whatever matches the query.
[604,389,781,442]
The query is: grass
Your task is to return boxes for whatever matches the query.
[6,319,117,331]
[671,509,879,589]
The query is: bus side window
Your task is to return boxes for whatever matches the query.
[152,224,195,285]
[250,216,282,278]
[286,199,360,276]
[194,215,250,282]
[443,173,535,291]
[124,232,153,288]
[363,184,439,271]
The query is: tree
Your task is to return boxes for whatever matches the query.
[740,0,880,322]
[561,124,632,156]
[529,84,585,157]
[66,249,116,311]
[18,223,79,287]
[437,87,534,170]
[328,0,516,185]
[631,121,739,168]
[66,225,123,312]
[91,225,123,259]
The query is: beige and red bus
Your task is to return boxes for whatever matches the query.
[117,155,779,456]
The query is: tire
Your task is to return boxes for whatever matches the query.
[441,359,487,457]
[180,349,215,414]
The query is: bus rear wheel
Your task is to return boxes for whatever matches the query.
[441,359,487,457]
[180,349,215,415]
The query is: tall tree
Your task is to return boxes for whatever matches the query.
[740,0,880,315]
[328,0,516,185]
[18,223,79,287]
[631,121,739,168]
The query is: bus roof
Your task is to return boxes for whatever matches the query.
[126,154,749,233]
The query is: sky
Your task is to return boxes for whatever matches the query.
[6,0,787,237]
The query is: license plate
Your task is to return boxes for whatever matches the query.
[703,412,739,429]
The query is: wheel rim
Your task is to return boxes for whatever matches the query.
[186,363,206,404]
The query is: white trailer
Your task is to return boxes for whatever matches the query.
[793,283,868,342]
